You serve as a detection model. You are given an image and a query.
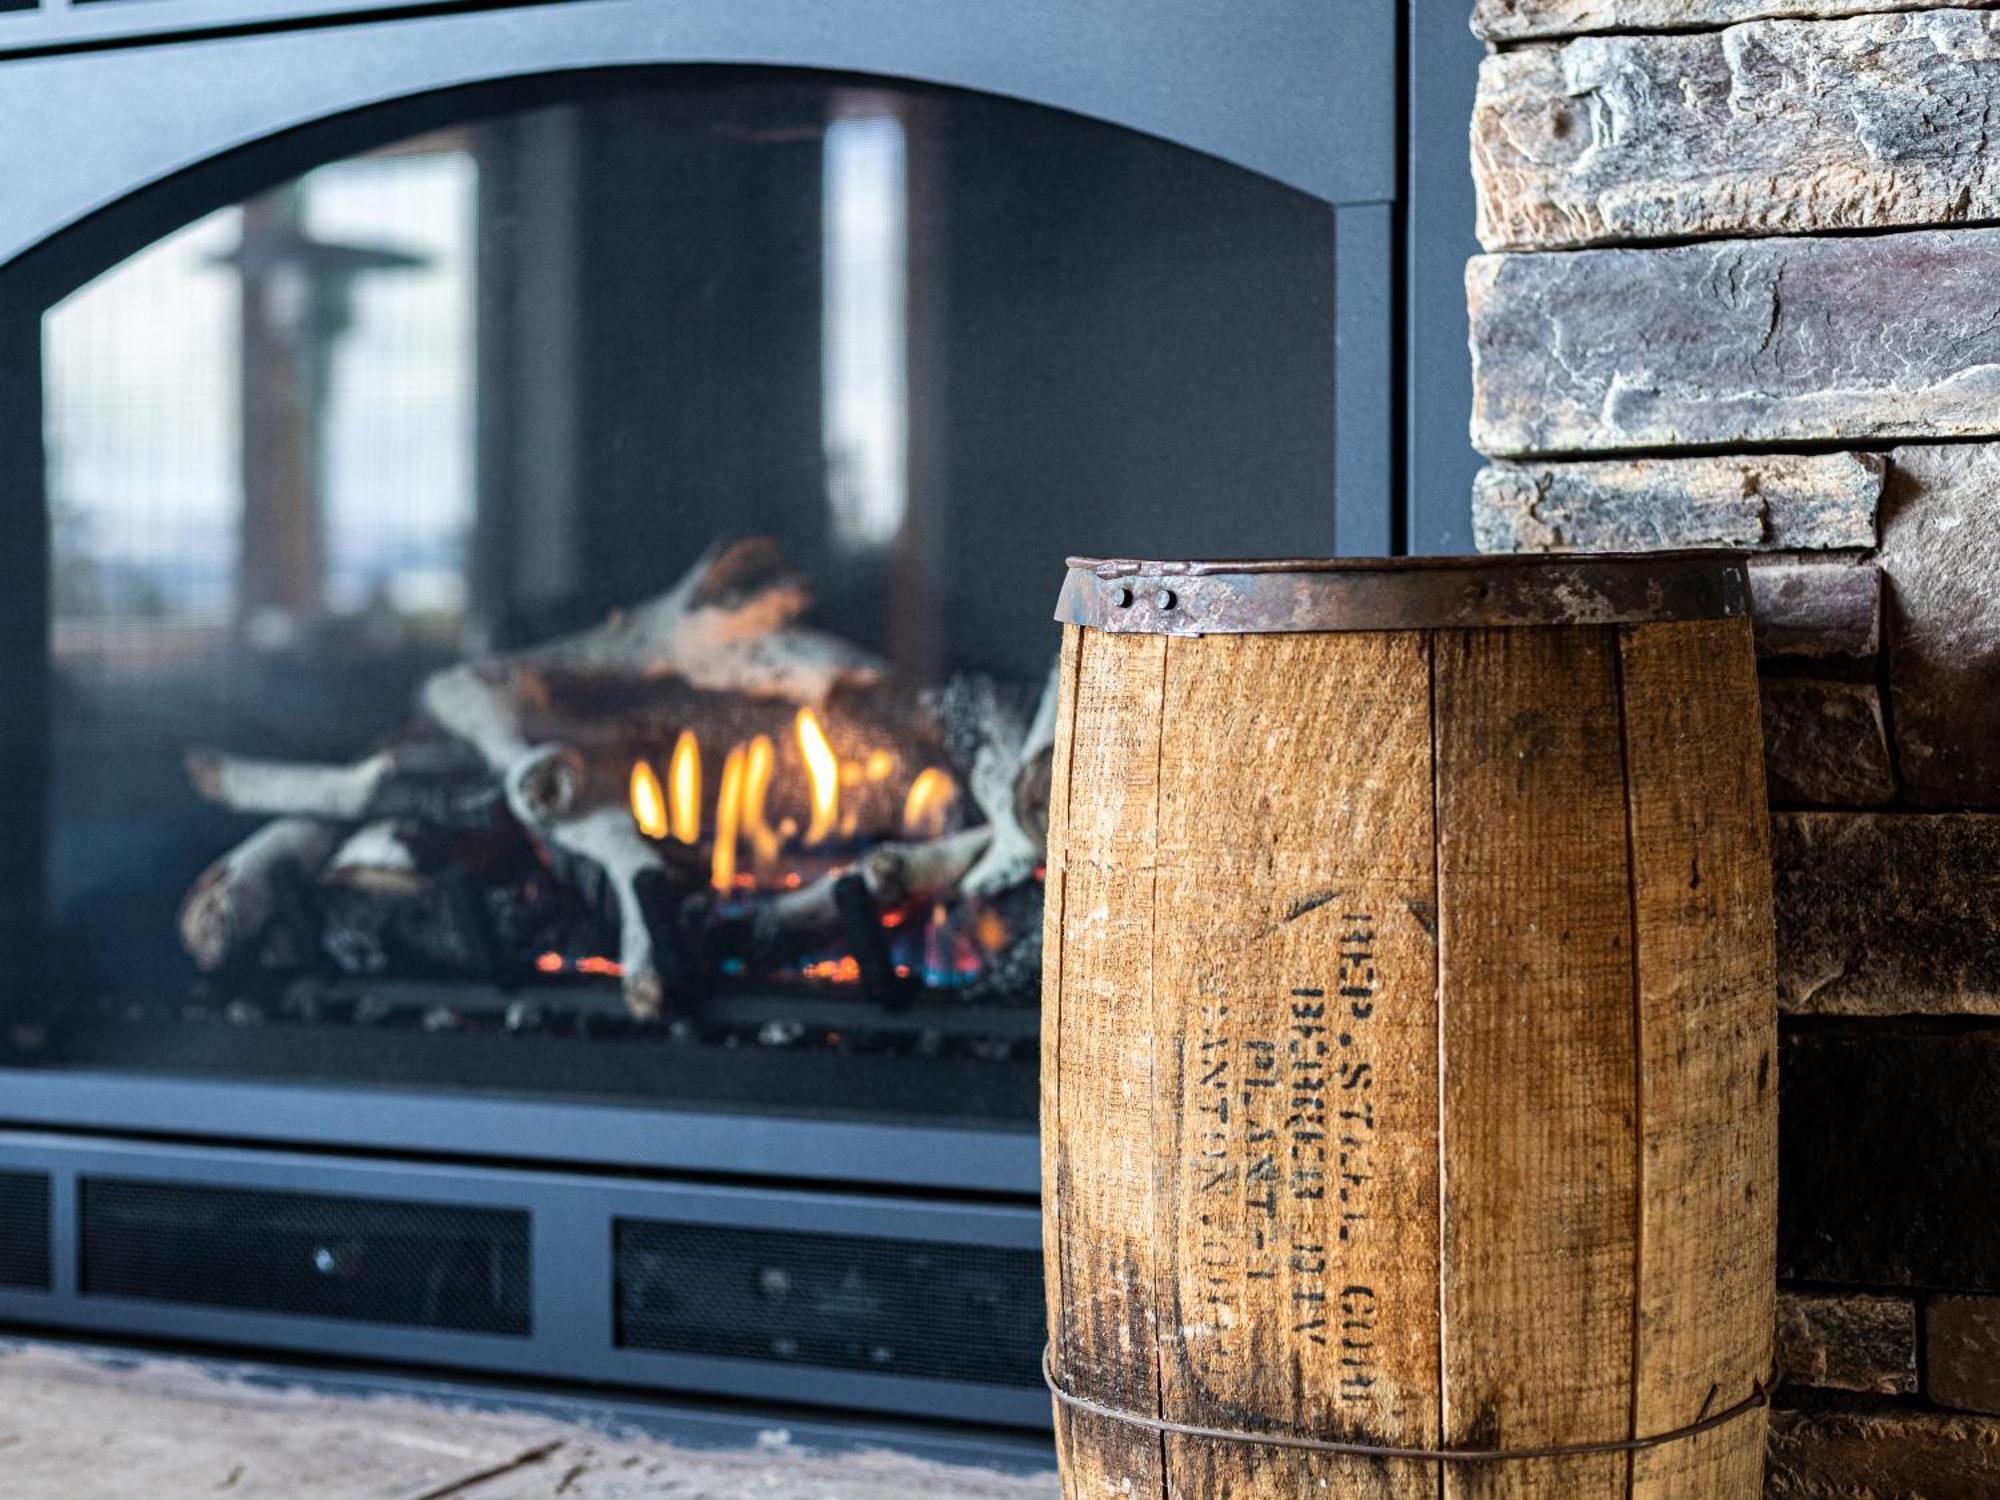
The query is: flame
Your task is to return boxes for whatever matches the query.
[902,767,959,838]
[742,734,783,876]
[712,743,748,892]
[534,951,564,974]
[795,708,840,846]
[865,750,894,782]
[630,759,669,840]
[668,729,702,845]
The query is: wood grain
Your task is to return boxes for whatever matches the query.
[1046,613,1774,1499]
[1041,624,1168,1499]
[1619,618,1776,1497]
[1433,626,1635,1499]
[1149,631,1440,1499]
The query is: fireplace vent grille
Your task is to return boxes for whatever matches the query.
[0,1171,51,1290]
[79,1179,531,1335]
[613,1218,1044,1388]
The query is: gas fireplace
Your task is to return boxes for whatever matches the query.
[170,535,1052,1080]
[0,0,1412,1431]
[15,69,1350,1141]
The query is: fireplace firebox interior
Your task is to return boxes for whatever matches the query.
[10,71,1343,1135]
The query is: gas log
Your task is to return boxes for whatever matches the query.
[177,539,1054,1018]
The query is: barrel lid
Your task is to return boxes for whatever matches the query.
[1055,551,1749,636]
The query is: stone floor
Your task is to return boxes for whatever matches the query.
[0,1340,1061,1499]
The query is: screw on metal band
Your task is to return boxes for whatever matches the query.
[1042,1347,1775,1464]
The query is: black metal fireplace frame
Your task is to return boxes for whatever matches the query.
[0,0,1485,1425]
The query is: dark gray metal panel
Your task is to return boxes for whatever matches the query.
[0,1069,1042,1195]
[0,0,1396,270]
[0,1131,1052,1428]
[1333,201,1394,558]
[1404,0,1484,556]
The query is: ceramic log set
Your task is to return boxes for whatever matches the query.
[1039,553,1776,1498]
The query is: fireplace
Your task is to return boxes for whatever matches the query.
[0,0,1429,1431]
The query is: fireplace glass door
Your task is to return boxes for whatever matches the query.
[17,70,1339,1134]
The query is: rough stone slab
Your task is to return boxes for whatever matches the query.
[1774,1292,1917,1395]
[1469,230,2000,457]
[1475,13,2000,251]
[1471,454,1879,553]
[1751,563,1880,667]
[1760,679,1894,808]
[1473,0,1996,44]
[1780,1024,2000,1288]
[1930,1296,2000,1415]
[1774,813,2000,1016]
[1881,444,2000,807]
[1767,1404,2000,1498]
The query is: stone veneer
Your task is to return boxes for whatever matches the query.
[1469,1,2000,1489]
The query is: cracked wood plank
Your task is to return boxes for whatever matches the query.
[1476,13,2000,251]
[1434,627,1635,1499]
[1620,618,1775,1498]
[1041,626,1169,1500]
[1149,631,1439,1499]
[1469,229,2000,457]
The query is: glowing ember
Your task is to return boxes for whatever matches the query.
[795,707,840,847]
[865,749,894,782]
[712,743,748,892]
[801,955,863,984]
[902,766,959,838]
[668,729,702,845]
[629,758,669,840]
[974,907,1010,953]
[535,951,626,978]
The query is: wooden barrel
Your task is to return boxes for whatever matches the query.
[1040,553,1775,1499]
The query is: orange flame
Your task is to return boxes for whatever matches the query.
[742,734,783,876]
[902,766,959,838]
[630,759,669,840]
[795,708,839,847]
[668,729,701,845]
[712,743,748,893]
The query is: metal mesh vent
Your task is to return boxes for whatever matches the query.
[615,1218,1044,1388]
[0,1171,52,1291]
[81,1179,530,1335]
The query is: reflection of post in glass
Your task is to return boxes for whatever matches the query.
[218,188,428,648]
[820,103,908,557]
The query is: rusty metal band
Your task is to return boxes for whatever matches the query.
[1042,1347,1776,1464]
[1054,552,1749,637]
